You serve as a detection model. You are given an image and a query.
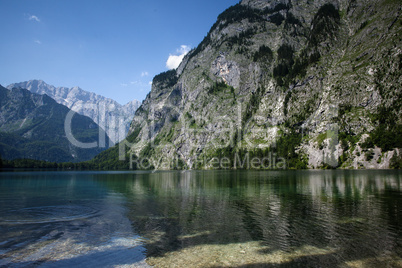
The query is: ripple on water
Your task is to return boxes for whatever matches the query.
[0,205,100,224]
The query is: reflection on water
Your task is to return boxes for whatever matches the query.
[99,170,402,267]
[0,170,401,267]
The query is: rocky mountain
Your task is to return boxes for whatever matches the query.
[103,0,401,170]
[0,85,111,162]
[7,80,140,144]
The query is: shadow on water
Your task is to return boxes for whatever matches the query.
[94,170,401,267]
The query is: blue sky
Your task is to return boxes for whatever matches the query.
[0,0,239,104]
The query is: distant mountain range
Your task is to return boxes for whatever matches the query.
[0,85,111,162]
[7,80,140,144]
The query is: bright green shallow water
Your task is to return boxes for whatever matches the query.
[0,170,401,267]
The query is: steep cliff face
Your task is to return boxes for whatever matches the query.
[7,80,140,144]
[125,0,401,169]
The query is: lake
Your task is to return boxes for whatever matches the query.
[0,170,401,267]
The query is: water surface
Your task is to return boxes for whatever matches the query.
[0,170,401,267]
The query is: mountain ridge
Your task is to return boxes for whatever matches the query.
[7,80,140,143]
[0,85,111,162]
[117,0,401,170]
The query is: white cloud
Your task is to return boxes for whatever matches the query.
[29,15,40,22]
[166,45,191,69]
[141,71,149,77]
[34,40,42,45]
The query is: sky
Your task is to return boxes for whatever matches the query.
[0,0,239,105]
